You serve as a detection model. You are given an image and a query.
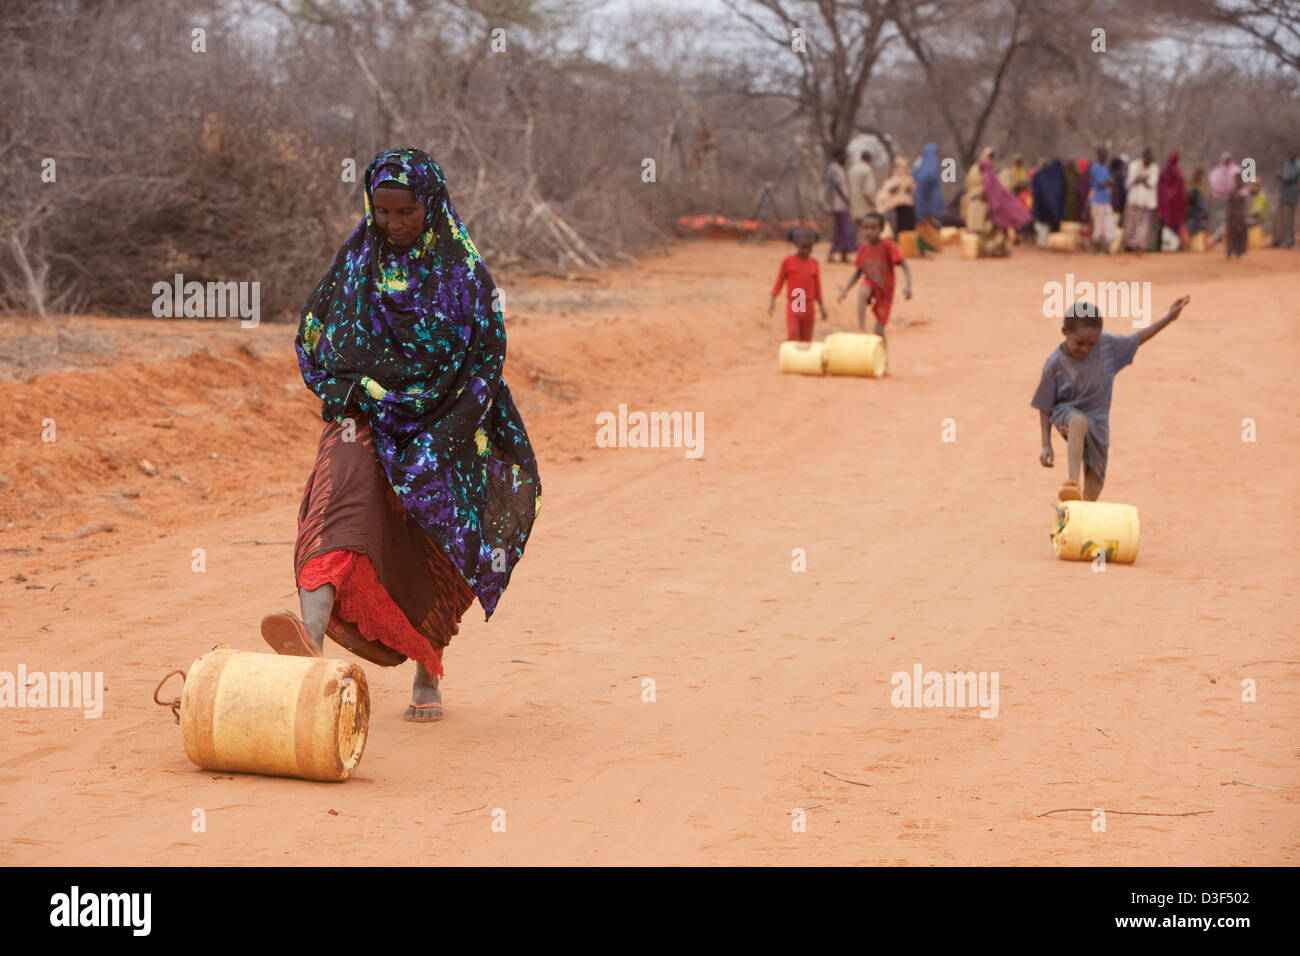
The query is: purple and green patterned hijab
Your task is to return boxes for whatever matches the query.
[296,147,541,619]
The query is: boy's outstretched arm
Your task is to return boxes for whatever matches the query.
[1039,410,1054,467]
[899,260,913,299]
[1138,294,1190,344]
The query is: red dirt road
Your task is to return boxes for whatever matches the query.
[1,240,1297,865]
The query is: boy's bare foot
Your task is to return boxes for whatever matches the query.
[260,610,324,657]
[403,662,443,722]
[1058,479,1082,501]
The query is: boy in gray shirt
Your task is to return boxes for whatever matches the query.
[1032,295,1190,501]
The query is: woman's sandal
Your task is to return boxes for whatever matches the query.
[1058,479,1082,502]
[260,610,323,658]
[403,701,444,722]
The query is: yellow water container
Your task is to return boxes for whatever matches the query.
[778,340,825,375]
[180,649,370,782]
[1051,501,1139,564]
[882,221,895,240]
[960,232,980,259]
[1047,232,1075,252]
[1247,225,1264,249]
[897,229,919,258]
[823,332,886,377]
[940,226,961,245]
[1061,221,1082,244]
[1189,232,1207,252]
[1109,227,1124,254]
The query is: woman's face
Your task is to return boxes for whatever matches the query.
[372,185,426,247]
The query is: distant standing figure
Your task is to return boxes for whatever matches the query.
[1124,149,1158,252]
[912,144,946,253]
[1073,159,1093,228]
[877,155,917,234]
[1156,151,1186,249]
[1088,147,1116,253]
[1225,171,1248,258]
[1247,181,1268,227]
[963,147,993,232]
[1208,152,1237,242]
[1032,158,1066,242]
[913,144,945,224]
[1108,155,1128,223]
[978,153,1031,256]
[1278,150,1299,249]
[1185,167,1210,237]
[826,148,855,263]
[1062,159,1080,222]
[847,151,878,225]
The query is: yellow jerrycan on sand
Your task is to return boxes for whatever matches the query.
[897,229,919,258]
[778,340,826,375]
[175,649,370,782]
[960,232,980,259]
[1052,500,1140,564]
[823,332,886,377]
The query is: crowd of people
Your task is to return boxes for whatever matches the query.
[824,145,1300,259]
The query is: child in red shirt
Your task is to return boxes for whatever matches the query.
[837,212,912,341]
[769,228,828,342]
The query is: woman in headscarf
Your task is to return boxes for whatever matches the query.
[977,152,1031,255]
[911,144,945,254]
[264,147,542,722]
[1224,169,1249,258]
[1156,150,1186,249]
[1032,157,1066,246]
[1186,166,1210,238]
[1073,159,1093,229]
[1208,151,1237,243]
[1108,155,1128,223]
[1062,159,1080,222]
[877,154,917,234]
[913,144,944,223]
[963,147,993,232]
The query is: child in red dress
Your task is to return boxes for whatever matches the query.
[836,212,913,342]
[769,228,828,341]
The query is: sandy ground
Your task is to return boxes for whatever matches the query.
[1,239,1297,866]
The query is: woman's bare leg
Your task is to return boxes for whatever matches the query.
[412,662,441,706]
[297,584,333,655]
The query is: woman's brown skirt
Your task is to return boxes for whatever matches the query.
[294,416,475,676]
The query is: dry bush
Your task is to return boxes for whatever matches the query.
[1,0,1296,322]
